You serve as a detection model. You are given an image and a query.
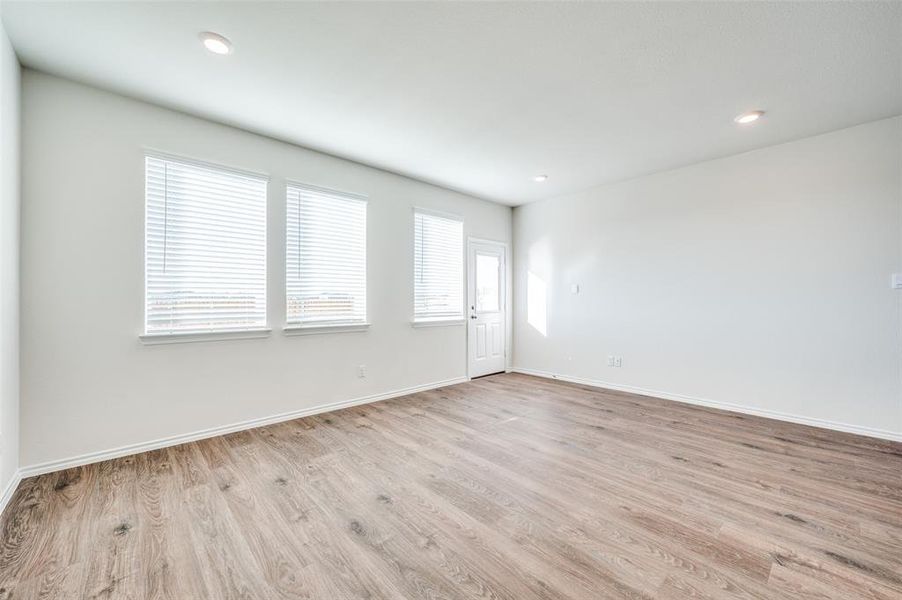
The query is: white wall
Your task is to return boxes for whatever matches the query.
[20,71,511,469]
[514,117,902,439]
[0,20,20,500]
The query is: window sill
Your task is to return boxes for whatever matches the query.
[140,328,272,345]
[284,323,371,336]
[411,318,466,328]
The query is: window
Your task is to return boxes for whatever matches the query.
[144,155,267,336]
[414,210,463,322]
[286,184,367,327]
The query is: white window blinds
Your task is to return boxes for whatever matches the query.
[287,184,367,325]
[414,210,463,321]
[144,155,268,335]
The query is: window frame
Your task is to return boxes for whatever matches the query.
[283,181,369,335]
[412,207,465,327]
[140,152,270,344]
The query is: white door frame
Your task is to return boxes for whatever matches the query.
[466,237,511,379]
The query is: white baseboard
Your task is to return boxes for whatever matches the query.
[0,469,23,517]
[20,376,468,479]
[514,367,902,443]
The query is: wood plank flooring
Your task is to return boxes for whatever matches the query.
[1,373,900,599]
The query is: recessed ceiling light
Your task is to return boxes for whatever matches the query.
[734,110,764,125]
[533,174,548,182]
[200,32,232,55]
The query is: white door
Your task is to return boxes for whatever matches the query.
[468,240,506,378]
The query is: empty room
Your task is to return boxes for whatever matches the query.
[0,1,900,598]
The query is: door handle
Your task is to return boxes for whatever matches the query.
[470,315,477,319]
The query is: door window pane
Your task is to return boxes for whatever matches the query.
[475,252,500,312]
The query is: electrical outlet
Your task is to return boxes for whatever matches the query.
[357,364,367,378]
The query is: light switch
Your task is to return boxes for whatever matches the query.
[570,283,580,294]
[893,274,902,289]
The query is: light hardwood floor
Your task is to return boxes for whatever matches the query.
[1,373,900,599]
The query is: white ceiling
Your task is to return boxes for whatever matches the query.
[2,2,900,205]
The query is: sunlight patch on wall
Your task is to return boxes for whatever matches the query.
[527,271,547,336]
